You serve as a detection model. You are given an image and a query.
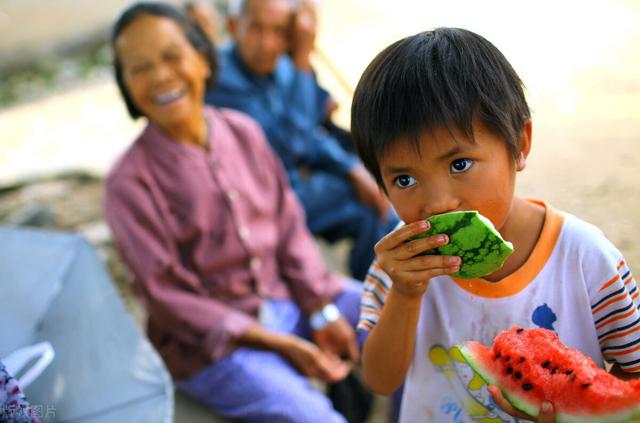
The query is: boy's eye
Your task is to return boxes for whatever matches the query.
[394,174,416,188]
[451,158,473,174]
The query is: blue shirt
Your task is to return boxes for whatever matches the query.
[205,44,359,191]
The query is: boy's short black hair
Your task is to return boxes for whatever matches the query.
[351,27,531,187]
[111,1,218,119]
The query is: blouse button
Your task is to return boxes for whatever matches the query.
[238,227,251,240]
[227,190,239,201]
[249,257,262,270]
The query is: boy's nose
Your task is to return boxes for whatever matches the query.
[418,185,460,219]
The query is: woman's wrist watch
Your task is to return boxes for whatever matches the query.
[309,303,341,331]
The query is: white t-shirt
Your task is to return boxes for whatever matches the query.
[358,201,640,423]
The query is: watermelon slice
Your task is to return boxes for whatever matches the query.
[410,210,513,279]
[458,326,640,423]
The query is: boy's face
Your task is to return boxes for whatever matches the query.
[379,121,529,232]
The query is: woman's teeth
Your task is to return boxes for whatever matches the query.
[155,90,184,105]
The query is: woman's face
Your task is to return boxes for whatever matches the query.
[115,15,210,130]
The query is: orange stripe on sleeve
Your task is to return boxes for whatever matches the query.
[599,274,621,292]
[362,308,381,317]
[593,293,632,315]
[362,290,375,300]
[603,344,640,357]
[365,276,389,296]
[358,320,375,330]
[371,261,384,272]
[362,291,381,304]
[622,364,640,373]
[617,260,626,271]
[596,307,638,330]
[599,325,640,344]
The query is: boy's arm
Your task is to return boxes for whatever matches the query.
[361,221,461,395]
[362,288,422,395]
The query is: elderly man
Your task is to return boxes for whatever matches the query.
[205,0,398,281]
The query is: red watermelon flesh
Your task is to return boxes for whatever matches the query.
[458,326,640,423]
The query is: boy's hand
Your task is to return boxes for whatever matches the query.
[375,220,461,298]
[488,385,555,423]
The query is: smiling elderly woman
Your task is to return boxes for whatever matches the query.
[104,3,364,422]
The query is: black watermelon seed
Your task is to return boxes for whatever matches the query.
[495,352,502,359]
[505,356,511,362]
[565,370,573,375]
[581,383,592,389]
[551,367,558,374]
[506,366,513,374]
[514,371,522,379]
[518,357,525,363]
[522,383,533,391]
[516,328,524,334]
[541,361,551,368]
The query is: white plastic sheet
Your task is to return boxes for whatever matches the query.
[0,226,173,423]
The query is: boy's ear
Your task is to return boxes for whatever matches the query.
[516,120,532,171]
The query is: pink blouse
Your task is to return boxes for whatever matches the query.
[104,107,344,379]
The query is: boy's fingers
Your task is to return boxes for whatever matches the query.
[406,254,461,271]
[375,221,429,251]
[399,234,449,259]
[394,265,460,287]
[397,266,460,283]
[538,401,555,423]
[492,388,554,423]
[488,385,534,420]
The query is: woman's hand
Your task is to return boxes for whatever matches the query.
[279,334,352,383]
[349,165,390,219]
[488,385,555,422]
[239,324,350,382]
[313,317,359,363]
[376,220,461,299]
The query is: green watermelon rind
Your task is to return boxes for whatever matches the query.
[410,210,514,279]
[457,344,640,423]
[457,344,539,419]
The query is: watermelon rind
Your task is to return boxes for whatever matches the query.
[410,210,514,279]
[457,344,640,423]
[457,344,538,418]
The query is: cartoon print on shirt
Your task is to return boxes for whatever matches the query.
[429,345,507,422]
[531,303,557,331]
[427,304,557,421]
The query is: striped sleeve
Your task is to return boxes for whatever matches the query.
[592,260,640,373]
[357,260,393,331]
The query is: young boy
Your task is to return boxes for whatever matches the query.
[350,27,640,422]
